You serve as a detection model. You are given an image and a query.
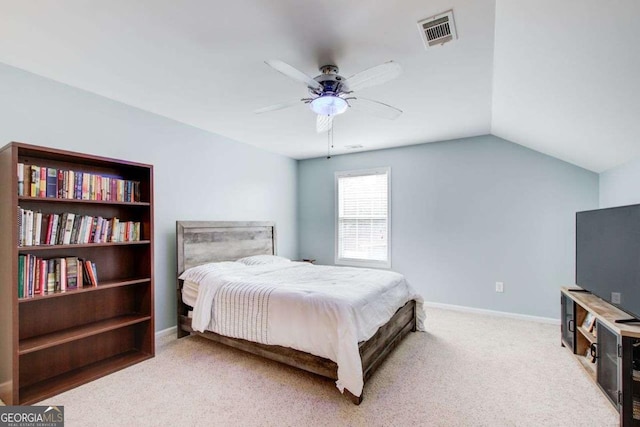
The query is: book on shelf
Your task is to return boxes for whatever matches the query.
[70,215,82,244]
[17,163,24,196]
[17,255,24,298]
[53,259,61,292]
[57,169,64,198]
[81,172,90,200]
[24,210,33,246]
[23,164,30,196]
[33,211,42,246]
[18,208,142,247]
[29,165,38,197]
[60,170,67,198]
[38,259,47,295]
[39,166,46,198]
[33,258,40,295]
[94,217,103,243]
[74,171,81,199]
[28,256,35,297]
[46,167,57,198]
[17,255,95,298]
[110,218,119,242]
[16,162,142,202]
[61,213,75,245]
[49,214,60,245]
[89,216,97,242]
[65,257,80,290]
[17,207,22,246]
[46,259,55,294]
[81,259,98,287]
[55,213,67,245]
[59,257,67,291]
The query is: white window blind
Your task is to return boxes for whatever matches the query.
[335,167,390,268]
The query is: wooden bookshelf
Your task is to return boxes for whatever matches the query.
[0,142,154,405]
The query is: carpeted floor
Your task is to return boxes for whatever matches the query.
[9,307,619,426]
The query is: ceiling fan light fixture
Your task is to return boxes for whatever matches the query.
[310,95,348,116]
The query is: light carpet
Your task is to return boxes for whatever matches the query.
[9,307,619,426]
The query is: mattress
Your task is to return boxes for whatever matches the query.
[179,261,425,397]
[182,279,199,308]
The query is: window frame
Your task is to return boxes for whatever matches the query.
[334,167,391,269]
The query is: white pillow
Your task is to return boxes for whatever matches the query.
[178,261,244,282]
[236,255,291,266]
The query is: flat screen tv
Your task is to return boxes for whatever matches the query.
[576,204,640,321]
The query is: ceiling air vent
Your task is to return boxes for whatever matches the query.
[417,10,457,49]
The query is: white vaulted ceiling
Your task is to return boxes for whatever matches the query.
[0,0,638,172]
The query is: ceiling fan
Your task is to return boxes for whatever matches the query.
[255,60,403,133]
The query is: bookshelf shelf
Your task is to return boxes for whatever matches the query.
[19,350,151,405]
[18,196,151,207]
[0,141,154,405]
[18,240,151,251]
[19,314,152,355]
[18,277,152,303]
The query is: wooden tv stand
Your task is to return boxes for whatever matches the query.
[561,287,640,426]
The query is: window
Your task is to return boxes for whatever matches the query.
[335,167,390,268]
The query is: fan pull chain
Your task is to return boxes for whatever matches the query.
[326,116,333,159]
[331,120,334,149]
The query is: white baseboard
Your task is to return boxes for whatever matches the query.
[155,326,177,339]
[152,304,558,339]
[423,301,559,325]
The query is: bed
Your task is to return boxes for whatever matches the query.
[176,221,424,404]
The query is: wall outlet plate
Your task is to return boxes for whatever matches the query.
[612,292,621,304]
[495,282,504,293]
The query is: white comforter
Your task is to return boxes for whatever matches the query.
[180,261,425,397]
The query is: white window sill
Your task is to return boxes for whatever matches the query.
[335,258,391,269]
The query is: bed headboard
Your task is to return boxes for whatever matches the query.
[176,221,277,275]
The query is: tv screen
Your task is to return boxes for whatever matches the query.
[576,204,640,320]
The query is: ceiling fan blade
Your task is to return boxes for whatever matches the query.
[254,99,302,114]
[349,97,403,120]
[316,115,334,133]
[344,61,402,92]
[265,60,323,91]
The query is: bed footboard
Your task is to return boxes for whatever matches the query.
[177,299,416,404]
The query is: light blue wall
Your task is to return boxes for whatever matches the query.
[0,62,298,332]
[298,135,598,318]
[1,60,608,323]
[599,157,640,208]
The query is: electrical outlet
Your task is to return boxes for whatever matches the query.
[495,282,504,293]
[612,292,621,304]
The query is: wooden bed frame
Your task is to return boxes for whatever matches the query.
[176,221,417,404]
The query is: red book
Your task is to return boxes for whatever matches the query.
[39,259,47,295]
[57,169,64,198]
[45,214,53,245]
[96,176,102,201]
[85,260,97,286]
[60,258,67,291]
[110,179,116,202]
[39,166,47,198]
[38,213,47,245]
